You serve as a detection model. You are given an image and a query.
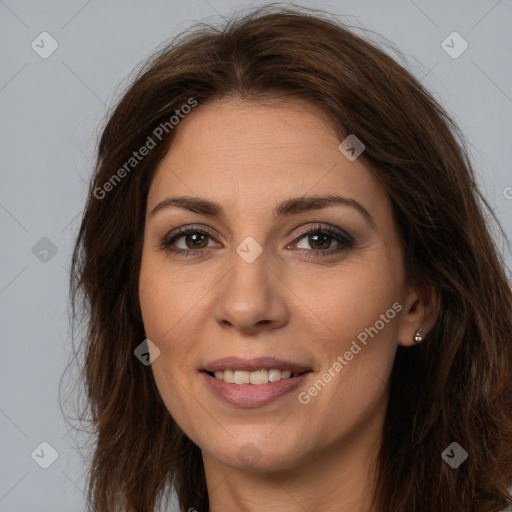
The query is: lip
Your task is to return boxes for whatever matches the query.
[202,356,311,373]
[201,370,312,408]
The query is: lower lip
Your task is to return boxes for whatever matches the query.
[201,371,311,408]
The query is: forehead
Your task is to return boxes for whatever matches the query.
[147,98,389,223]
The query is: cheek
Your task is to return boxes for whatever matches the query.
[138,261,201,436]
[290,259,402,346]
[138,251,207,343]
[138,254,208,409]
[292,257,402,406]
[300,289,399,441]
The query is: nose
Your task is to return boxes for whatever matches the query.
[212,249,289,334]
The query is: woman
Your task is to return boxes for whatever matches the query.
[68,4,512,511]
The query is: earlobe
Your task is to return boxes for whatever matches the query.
[397,282,440,347]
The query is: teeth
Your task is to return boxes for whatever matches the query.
[212,369,300,385]
[250,369,268,385]
[268,369,282,382]
[234,370,250,384]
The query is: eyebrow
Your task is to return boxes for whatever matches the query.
[150,194,375,227]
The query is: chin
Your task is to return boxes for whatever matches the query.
[200,424,309,473]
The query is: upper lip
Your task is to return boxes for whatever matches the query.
[202,356,311,373]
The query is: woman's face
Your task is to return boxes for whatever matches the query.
[139,98,420,474]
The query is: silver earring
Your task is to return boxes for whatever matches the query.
[414,327,423,344]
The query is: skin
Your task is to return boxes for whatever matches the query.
[138,98,438,512]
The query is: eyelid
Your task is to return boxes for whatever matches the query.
[165,224,219,241]
[292,223,353,243]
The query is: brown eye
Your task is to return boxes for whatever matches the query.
[292,225,354,257]
[300,232,336,250]
[160,227,219,256]
[181,232,209,250]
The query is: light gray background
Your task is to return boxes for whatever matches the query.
[1,0,511,510]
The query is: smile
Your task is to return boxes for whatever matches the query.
[200,356,313,407]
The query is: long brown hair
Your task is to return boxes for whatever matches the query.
[65,4,512,511]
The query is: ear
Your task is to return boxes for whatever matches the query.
[397,280,440,347]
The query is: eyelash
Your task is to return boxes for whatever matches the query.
[159,224,354,258]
